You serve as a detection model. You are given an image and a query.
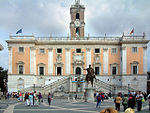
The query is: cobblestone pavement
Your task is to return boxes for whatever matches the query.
[0,98,150,113]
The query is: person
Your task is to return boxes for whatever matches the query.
[148,93,150,111]
[84,91,87,102]
[114,93,122,111]
[128,94,136,109]
[122,94,128,111]
[125,108,135,113]
[96,93,102,108]
[38,92,42,103]
[25,93,29,106]
[100,108,118,113]
[136,91,143,111]
[29,93,33,106]
[48,93,52,105]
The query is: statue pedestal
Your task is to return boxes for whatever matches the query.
[84,86,96,102]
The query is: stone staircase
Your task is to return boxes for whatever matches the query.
[22,75,134,96]
[22,76,70,95]
[94,79,134,94]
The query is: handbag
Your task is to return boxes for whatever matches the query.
[142,98,145,103]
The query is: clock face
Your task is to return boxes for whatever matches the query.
[74,20,81,28]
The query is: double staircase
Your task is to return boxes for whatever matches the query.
[22,75,134,95]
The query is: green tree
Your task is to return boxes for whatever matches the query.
[0,67,8,93]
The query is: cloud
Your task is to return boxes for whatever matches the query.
[0,0,150,69]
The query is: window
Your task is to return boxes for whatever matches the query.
[19,47,24,53]
[95,48,100,53]
[76,13,80,20]
[39,49,45,54]
[76,48,81,53]
[19,65,24,74]
[112,66,117,75]
[133,65,137,74]
[76,67,81,75]
[18,78,24,90]
[95,67,99,75]
[111,48,117,54]
[39,67,44,75]
[132,47,137,53]
[57,67,62,75]
[57,48,62,53]
[76,27,80,36]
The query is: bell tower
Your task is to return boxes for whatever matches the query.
[70,0,85,39]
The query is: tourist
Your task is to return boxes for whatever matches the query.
[100,108,118,113]
[128,94,136,109]
[29,93,33,106]
[96,93,102,108]
[48,93,52,105]
[136,91,143,111]
[25,92,29,106]
[122,94,128,111]
[114,93,122,112]
[38,92,42,103]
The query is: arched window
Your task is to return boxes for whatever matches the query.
[76,67,81,75]
[76,13,80,20]
[76,27,80,37]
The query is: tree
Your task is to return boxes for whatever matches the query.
[0,67,8,93]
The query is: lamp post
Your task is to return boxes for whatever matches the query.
[33,84,35,105]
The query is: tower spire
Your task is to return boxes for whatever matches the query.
[75,0,80,4]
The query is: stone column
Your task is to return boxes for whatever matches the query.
[48,48,53,75]
[103,48,108,74]
[143,46,147,74]
[122,47,127,74]
[8,47,12,74]
[86,48,91,68]
[30,47,36,74]
[65,48,71,75]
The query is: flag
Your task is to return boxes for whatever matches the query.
[16,29,22,34]
[130,28,134,35]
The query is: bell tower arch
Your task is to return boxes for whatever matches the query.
[70,0,85,39]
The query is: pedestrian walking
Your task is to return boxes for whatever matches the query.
[38,92,42,103]
[114,93,122,112]
[136,91,143,111]
[48,93,52,105]
[96,93,102,108]
[122,94,128,111]
[128,94,136,109]
[29,93,33,106]
[25,93,30,106]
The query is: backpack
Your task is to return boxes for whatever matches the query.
[98,96,101,101]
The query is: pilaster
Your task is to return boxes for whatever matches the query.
[65,48,71,75]
[48,48,53,75]
[103,48,108,74]
[86,48,91,68]
[143,46,147,74]
[122,47,127,75]
[8,47,12,74]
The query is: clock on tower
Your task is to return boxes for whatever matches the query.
[70,0,85,39]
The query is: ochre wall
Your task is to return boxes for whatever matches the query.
[12,48,30,74]
[127,47,143,74]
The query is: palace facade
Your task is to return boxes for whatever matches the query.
[6,0,149,93]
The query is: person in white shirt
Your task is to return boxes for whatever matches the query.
[136,91,143,111]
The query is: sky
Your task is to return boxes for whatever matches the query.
[0,0,150,71]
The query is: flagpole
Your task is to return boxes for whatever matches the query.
[133,28,134,39]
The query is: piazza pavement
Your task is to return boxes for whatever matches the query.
[0,97,149,113]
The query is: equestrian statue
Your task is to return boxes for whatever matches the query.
[84,65,96,87]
